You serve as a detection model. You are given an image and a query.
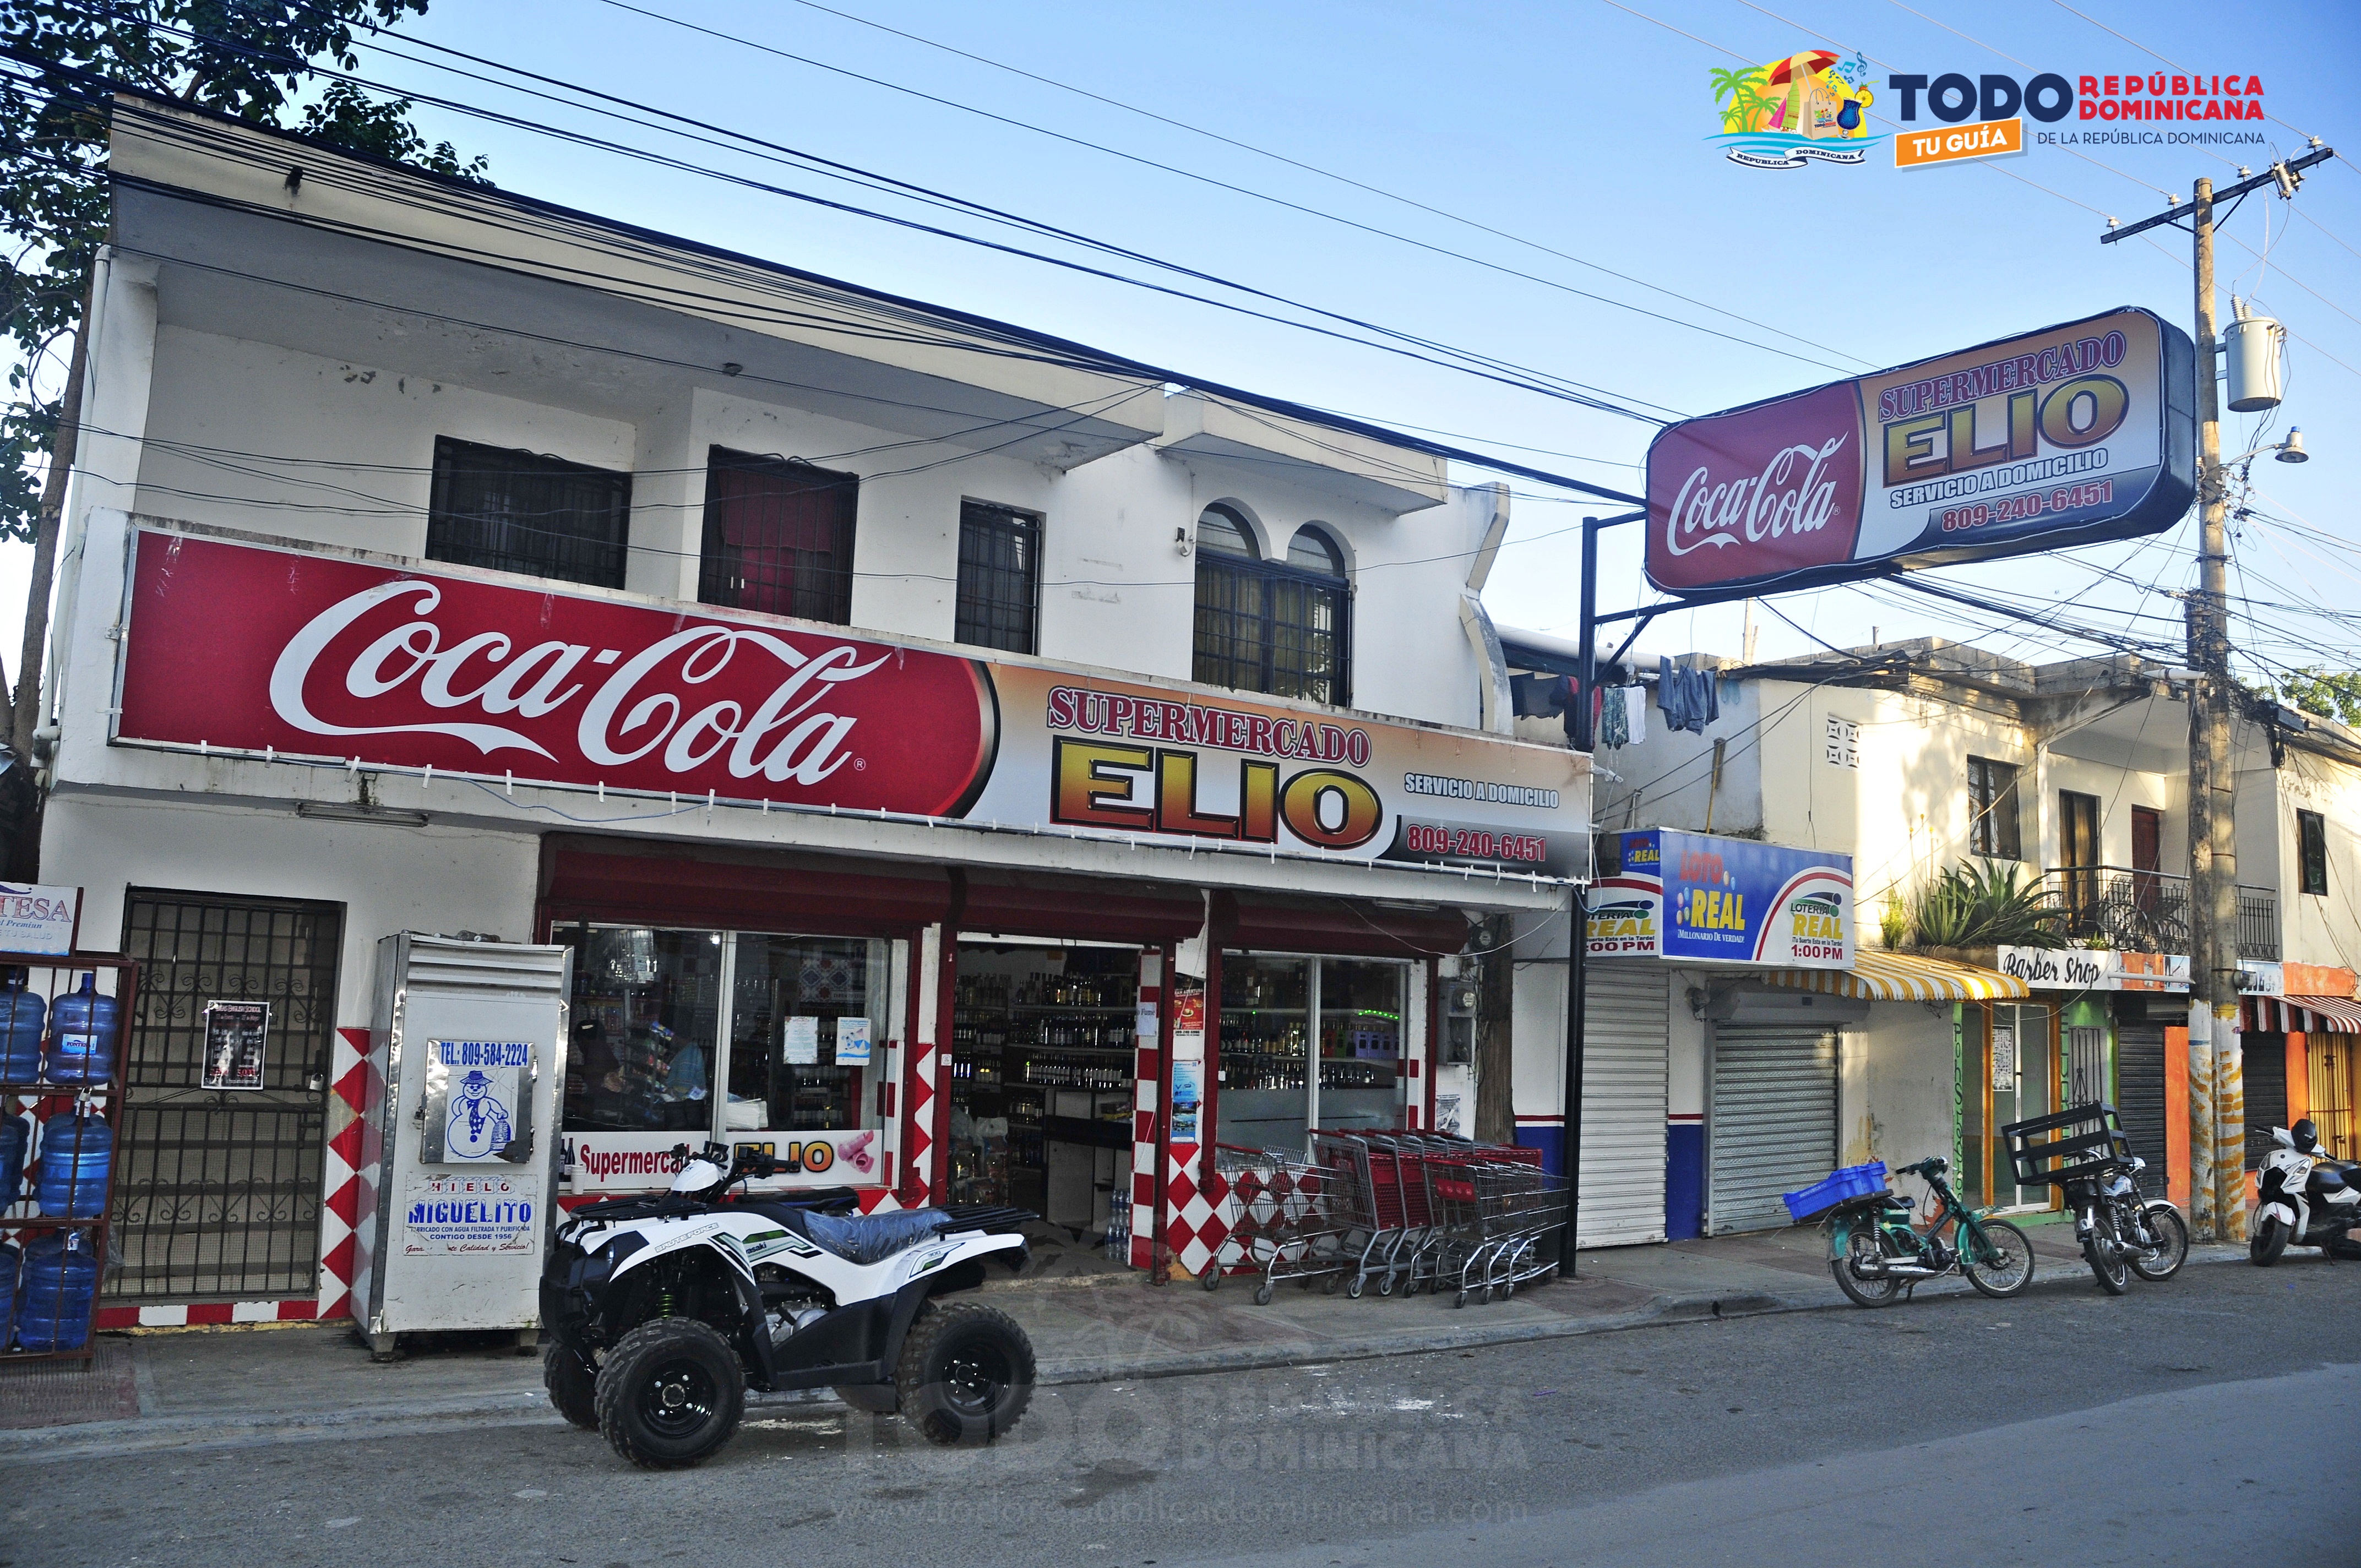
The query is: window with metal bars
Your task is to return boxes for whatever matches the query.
[1191,505,1350,706]
[955,500,1041,654]
[2300,809,2328,895]
[698,448,859,624]
[425,436,632,589]
[111,890,344,1302]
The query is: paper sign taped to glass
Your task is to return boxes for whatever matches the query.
[834,1016,872,1066]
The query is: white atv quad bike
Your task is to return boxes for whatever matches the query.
[541,1142,1036,1468]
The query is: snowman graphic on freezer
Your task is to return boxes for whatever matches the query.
[445,1069,516,1159]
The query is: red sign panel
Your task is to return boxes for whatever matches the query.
[115,533,998,816]
[1644,380,1865,594]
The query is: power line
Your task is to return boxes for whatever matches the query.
[708,0,1868,368]
[556,1,1865,374]
[32,26,1685,429]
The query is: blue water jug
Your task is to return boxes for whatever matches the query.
[34,1111,112,1218]
[17,1231,97,1352]
[45,974,118,1085]
[0,975,42,1082]
[0,1240,18,1348]
[0,1111,27,1207]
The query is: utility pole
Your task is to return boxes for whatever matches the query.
[2104,145,2333,1241]
[2186,174,2237,1245]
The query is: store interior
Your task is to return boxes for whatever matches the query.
[948,940,1139,1240]
[1217,953,1407,1155]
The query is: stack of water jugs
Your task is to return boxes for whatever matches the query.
[2,974,120,1353]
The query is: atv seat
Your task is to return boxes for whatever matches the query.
[802,1207,955,1266]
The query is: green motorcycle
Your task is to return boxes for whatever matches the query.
[1821,1156,2036,1307]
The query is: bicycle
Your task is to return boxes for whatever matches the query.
[1820,1156,2036,1308]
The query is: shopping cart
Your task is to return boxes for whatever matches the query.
[1312,1131,1428,1298]
[1463,1161,1570,1303]
[1200,1142,1368,1304]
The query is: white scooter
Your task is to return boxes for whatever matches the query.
[2251,1118,2361,1265]
[541,1143,1036,1467]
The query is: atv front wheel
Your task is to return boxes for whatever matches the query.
[543,1338,600,1430]
[594,1317,745,1469]
[894,1300,1035,1446]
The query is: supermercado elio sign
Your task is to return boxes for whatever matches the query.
[1646,307,2195,597]
[1586,829,1852,967]
[112,530,1588,874]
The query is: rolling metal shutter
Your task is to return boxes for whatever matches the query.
[1579,963,1669,1247]
[1707,1024,1836,1233]
[2115,1023,2167,1195]
[2243,1035,2287,1172]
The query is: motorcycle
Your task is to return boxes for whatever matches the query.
[2251,1118,2361,1265]
[1820,1156,2036,1307]
[2063,1152,2186,1294]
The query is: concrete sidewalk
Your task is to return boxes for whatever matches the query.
[0,1221,2246,1458]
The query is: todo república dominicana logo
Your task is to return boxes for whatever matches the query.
[1710,50,1881,167]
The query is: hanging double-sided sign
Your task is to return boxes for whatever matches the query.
[1646,306,2196,598]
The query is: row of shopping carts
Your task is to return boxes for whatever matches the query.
[1201,1132,1568,1308]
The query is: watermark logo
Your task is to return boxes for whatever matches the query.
[1710,50,1882,168]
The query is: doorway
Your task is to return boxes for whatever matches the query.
[113,890,343,1302]
[949,941,1138,1238]
[2060,792,2102,926]
[1966,1002,2058,1210]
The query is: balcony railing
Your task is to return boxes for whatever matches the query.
[2042,865,2279,961]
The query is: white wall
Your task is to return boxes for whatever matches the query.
[2271,747,2361,970]
[119,325,1483,732]
[45,791,542,1033]
[1838,1003,1956,1170]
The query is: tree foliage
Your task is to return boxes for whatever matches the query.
[2277,668,2361,730]
[0,1,485,540]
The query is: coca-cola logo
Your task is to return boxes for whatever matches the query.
[118,535,998,817]
[1646,380,1866,593]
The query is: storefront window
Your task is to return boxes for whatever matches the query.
[564,927,723,1133]
[1318,959,1403,1131]
[729,935,888,1131]
[1217,953,1407,1154]
[561,924,889,1138]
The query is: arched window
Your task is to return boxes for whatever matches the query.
[1192,508,1350,705]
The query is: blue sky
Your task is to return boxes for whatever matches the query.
[84,1,2361,680]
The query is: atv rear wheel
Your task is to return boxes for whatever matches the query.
[594,1317,745,1469]
[543,1338,600,1430]
[894,1300,1035,1446]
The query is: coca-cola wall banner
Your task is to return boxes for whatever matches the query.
[1646,306,2195,597]
[113,531,1589,874]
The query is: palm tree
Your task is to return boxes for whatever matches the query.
[1710,66,1770,134]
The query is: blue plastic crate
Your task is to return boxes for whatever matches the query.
[1782,1161,1887,1223]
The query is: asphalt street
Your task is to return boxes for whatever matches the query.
[7,1255,2358,1567]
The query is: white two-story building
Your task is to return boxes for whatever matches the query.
[28,96,1595,1327]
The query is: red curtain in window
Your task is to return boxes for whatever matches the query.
[709,461,844,619]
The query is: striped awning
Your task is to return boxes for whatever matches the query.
[2244,994,2361,1034]
[1758,950,2030,1003]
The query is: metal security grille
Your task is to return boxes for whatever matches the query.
[1191,558,1349,706]
[110,891,344,1301]
[1707,1025,1836,1234]
[954,502,1040,654]
[698,449,858,624]
[425,436,632,589]
[2068,1025,2107,1104]
[2114,1022,2168,1195]
[2243,1035,2287,1171]
[1579,963,1669,1246]
[2312,1036,2355,1163]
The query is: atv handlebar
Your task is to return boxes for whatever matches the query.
[668,1142,781,1181]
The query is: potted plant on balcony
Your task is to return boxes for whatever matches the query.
[1904,859,2070,967]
